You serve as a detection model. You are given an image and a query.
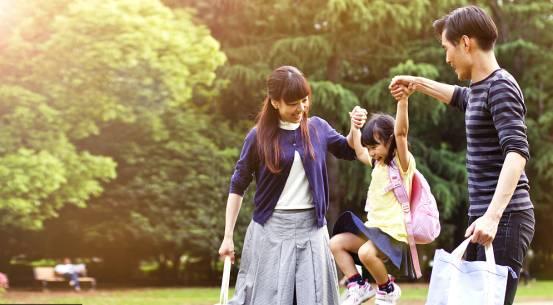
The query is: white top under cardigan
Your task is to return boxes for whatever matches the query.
[274,120,314,210]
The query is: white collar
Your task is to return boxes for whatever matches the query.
[279,120,300,130]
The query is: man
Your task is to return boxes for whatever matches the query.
[389,5,534,305]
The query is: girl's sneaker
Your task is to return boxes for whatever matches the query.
[375,281,401,305]
[341,281,376,305]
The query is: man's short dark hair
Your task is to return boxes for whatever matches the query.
[433,5,498,51]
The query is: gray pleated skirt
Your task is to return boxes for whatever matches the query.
[229,209,340,305]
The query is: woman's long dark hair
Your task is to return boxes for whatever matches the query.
[361,113,397,165]
[256,66,315,174]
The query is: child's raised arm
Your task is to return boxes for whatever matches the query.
[394,86,412,172]
[351,122,372,166]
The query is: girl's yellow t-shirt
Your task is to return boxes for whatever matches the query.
[364,152,416,243]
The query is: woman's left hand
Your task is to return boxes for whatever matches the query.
[218,237,236,264]
[349,106,367,129]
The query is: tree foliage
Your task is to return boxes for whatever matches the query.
[0,0,230,280]
[2,0,552,282]
[170,0,552,276]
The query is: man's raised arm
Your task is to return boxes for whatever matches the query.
[389,75,456,104]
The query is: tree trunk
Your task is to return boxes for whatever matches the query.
[489,2,527,79]
[326,155,342,234]
[171,253,181,282]
[489,0,510,44]
[0,254,10,273]
[326,54,341,83]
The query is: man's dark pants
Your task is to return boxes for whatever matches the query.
[466,208,535,305]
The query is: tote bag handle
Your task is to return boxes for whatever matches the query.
[447,236,495,305]
[215,256,231,305]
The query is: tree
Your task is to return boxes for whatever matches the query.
[168,0,553,278]
[168,0,467,236]
[4,0,551,282]
[0,0,118,267]
[0,0,229,280]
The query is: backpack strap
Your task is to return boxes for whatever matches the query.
[386,160,422,279]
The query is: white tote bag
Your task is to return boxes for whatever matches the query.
[426,237,514,305]
[214,256,231,305]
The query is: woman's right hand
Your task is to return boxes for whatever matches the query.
[218,237,235,264]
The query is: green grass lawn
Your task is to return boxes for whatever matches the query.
[0,281,552,305]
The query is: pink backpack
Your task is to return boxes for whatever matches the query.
[386,160,440,278]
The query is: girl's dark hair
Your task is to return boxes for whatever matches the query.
[361,113,396,165]
[433,5,498,51]
[255,66,315,174]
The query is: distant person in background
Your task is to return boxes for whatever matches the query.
[54,257,82,291]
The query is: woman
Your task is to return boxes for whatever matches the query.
[218,65,367,305]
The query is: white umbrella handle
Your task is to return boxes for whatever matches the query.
[216,256,231,305]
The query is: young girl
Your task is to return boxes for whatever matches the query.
[330,86,416,305]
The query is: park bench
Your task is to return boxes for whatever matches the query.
[33,266,96,291]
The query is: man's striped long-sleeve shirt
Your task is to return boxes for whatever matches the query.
[451,68,533,216]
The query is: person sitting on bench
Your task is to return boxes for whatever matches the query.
[54,258,83,291]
